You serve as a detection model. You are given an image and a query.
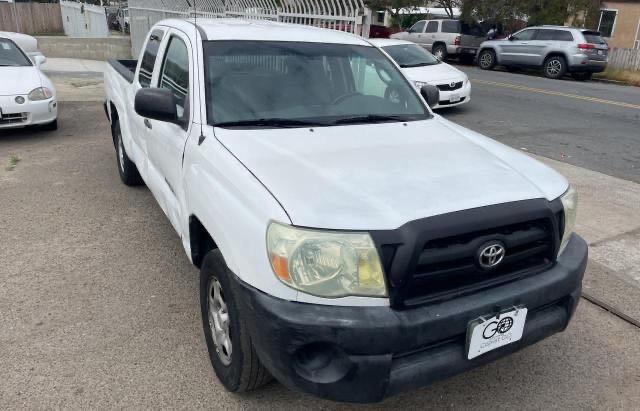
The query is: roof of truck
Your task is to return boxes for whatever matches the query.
[158,18,371,46]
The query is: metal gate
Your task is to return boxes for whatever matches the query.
[129,0,371,56]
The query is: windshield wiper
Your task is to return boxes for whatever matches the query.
[332,114,412,125]
[215,118,327,128]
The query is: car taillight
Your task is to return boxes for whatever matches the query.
[578,43,595,50]
[454,36,460,46]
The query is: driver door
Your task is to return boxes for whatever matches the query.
[406,21,426,45]
[500,28,538,65]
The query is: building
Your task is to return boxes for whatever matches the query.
[597,1,640,48]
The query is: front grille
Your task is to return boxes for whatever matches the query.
[437,81,463,91]
[0,112,28,125]
[405,218,555,306]
[369,199,564,308]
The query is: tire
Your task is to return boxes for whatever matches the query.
[571,72,592,81]
[41,119,58,131]
[478,49,496,70]
[200,250,272,392]
[432,44,447,61]
[114,121,143,186]
[543,56,566,79]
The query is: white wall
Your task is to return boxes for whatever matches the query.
[60,1,109,37]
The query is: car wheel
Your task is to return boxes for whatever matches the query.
[114,121,143,186]
[478,49,496,70]
[571,72,592,81]
[543,56,566,79]
[41,119,58,131]
[200,249,272,392]
[432,44,447,61]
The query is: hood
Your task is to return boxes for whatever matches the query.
[215,117,568,230]
[402,62,465,83]
[0,66,42,96]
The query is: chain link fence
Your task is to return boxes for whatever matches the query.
[129,0,371,55]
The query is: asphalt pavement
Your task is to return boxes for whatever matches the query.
[448,65,640,184]
[1,62,639,409]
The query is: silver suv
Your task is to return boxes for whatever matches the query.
[477,26,608,80]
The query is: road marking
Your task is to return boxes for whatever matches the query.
[472,78,640,110]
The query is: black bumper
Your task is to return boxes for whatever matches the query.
[231,234,587,403]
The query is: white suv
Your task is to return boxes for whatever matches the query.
[391,19,463,60]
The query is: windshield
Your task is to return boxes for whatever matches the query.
[203,41,430,128]
[0,38,32,67]
[382,44,440,68]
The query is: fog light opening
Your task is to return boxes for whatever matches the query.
[293,342,352,384]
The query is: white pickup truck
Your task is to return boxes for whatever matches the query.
[104,18,587,403]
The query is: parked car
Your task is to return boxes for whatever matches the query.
[0,35,57,130]
[370,38,471,108]
[477,26,608,80]
[0,31,45,61]
[390,19,485,62]
[104,18,586,403]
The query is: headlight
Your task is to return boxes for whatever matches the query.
[559,186,578,255]
[28,87,53,101]
[414,81,428,90]
[266,222,387,298]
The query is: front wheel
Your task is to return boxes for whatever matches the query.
[432,44,447,61]
[543,56,566,79]
[478,49,496,70]
[200,250,272,392]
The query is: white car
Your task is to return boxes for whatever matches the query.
[0,31,45,60]
[104,19,586,403]
[370,38,471,108]
[0,35,57,130]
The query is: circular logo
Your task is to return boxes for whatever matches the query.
[15,96,25,104]
[450,81,457,88]
[482,316,515,339]
[478,241,506,269]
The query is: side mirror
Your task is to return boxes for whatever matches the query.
[135,88,179,124]
[34,55,46,66]
[508,35,514,41]
[420,84,440,108]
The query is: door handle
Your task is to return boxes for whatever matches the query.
[521,42,529,45]
[144,118,152,129]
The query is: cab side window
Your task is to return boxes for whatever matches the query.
[409,21,425,33]
[512,29,536,41]
[159,36,190,120]
[138,29,164,88]
[425,21,439,33]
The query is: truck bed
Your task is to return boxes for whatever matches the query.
[108,59,137,84]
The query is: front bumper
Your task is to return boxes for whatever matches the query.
[0,95,57,129]
[434,80,471,108]
[231,234,587,403]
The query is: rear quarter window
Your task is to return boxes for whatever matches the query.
[441,20,460,33]
[553,31,574,41]
[138,29,165,88]
[582,32,607,44]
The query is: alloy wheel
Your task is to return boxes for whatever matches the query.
[208,277,232,366]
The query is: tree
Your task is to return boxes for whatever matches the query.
[432,0,463,19]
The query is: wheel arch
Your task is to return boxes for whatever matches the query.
[109,101,119,147]
[189,214,219,268]
[544,51,568,64]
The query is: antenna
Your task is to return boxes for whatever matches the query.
[186,0,206,144]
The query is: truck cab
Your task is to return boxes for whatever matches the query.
[104,19,587,403]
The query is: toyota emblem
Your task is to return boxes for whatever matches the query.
[478,241,506,269]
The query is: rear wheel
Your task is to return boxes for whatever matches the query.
[478,49,496,70]
[543,56,566,79]
[200,250,272,392]
[114,121,143,186]
[432,44,447,61]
